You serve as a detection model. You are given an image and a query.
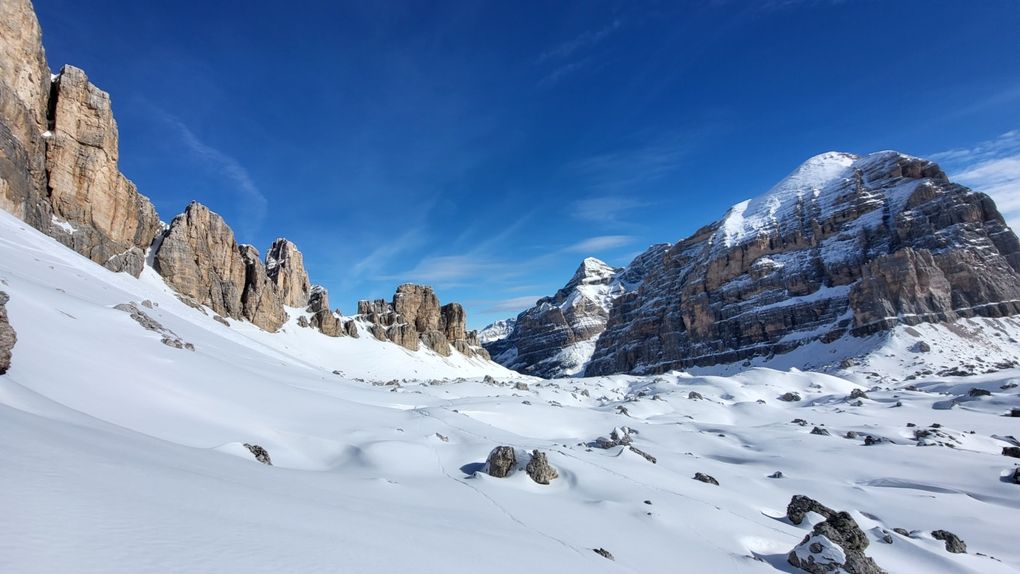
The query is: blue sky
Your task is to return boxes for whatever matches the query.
[35,0,1020,328]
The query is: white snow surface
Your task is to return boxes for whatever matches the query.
[1,210,1019,573]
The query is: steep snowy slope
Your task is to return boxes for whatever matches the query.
[2,209,1020,574]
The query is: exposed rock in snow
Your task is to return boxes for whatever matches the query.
[693,472,718,485]
[932,530,967,554]
[525,450,557,484]
[239,244,287,333]
[787,495,836,525]
[243,443,272,466]
[0,291,16,374]
[485,246,668,378]
[113,302,194,351]
[587,151,1020,376]
[788,510,883,574]
[483,446,516,478]
[592,548,614,561]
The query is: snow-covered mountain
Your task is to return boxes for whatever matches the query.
[478,317,517,344]
[483,248,667,378]
[587,150,1020,375]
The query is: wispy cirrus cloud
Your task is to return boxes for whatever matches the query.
[570,196,650,223]
[481,295,543,314]
[933,130,1020,231]
[537,19,621,86]
[149,108,268,238]
[568,135,692,192]
[563,235,635,253]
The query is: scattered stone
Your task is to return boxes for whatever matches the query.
[243,443,272,465]
[0,292,16,374]
[792,418,808,426]
[514,381,529,391]
[864,435,888,446]
[629,445,657,464]
[845,431,858,439]
[913,341,931,353]
[932,530,967,553]
[643,500,652,505]
[1002,446,1020,459]
[435,433,449,443]
[593,548,614,561]
[881,533,894,544]
[1002,382,1018,390]
[140,299,155,309]
[525,450,558,484]
[688,391,704,400]
[968,388,991,397]
[595,427,634,449]
[893,528,911,537]
[779,392,802,402]
[296,316,309,328]
[483,446,516,478]
[114,302,194,351]
[811,426,831,436]
[849,388,868,400]
[214,315,231,327]
[1010,408,1020,418]
[787,495,835,525]
[693,472,718,485]
[616,406,630,416]
[769,471,785,479]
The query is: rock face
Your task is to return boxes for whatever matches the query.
[0,291,16,374]
[586,151,1020,375]
[266,238,310,307]
[357,284,489,358]
[45,66,160,276]
[239,244,287,332]
[788,509,884,574]
[0,1,159,277]
[153,202,289,332]
[306,285,356,338]
[0,0,51,231]
[484,247,667,378]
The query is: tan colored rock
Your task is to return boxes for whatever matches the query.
[0,0,51,228]
[0,291,17,374]
[240,244,287,332]
[266,238,310,307]
[358,284,490,357]
[45,66,160,276]
[154,202,246,320]
[307,285,344,337]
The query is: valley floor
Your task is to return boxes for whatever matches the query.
[1,212,1019,573]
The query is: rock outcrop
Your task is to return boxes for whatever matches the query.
[266,238,310,307]
[931,530,966,554]
[239,244,287,332]
[0,291,16,374]
[586,151,1020,375]
[788,508,884,574]
[243,443,272,466]
[45,66,160,276]
[0,0,50,233]
[484,247,667,378]
[153,202,288,332]
[0,1,159,277]
[306,285,356,337]
[358,284,489,358]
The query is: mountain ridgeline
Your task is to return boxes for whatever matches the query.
[486,151,1020,377]
[0,0,488,360]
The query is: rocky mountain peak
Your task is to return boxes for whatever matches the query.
[266,238,310,307]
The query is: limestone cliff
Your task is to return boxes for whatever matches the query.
[358,284,489,358]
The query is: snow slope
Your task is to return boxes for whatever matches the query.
[1,210,1019,573]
